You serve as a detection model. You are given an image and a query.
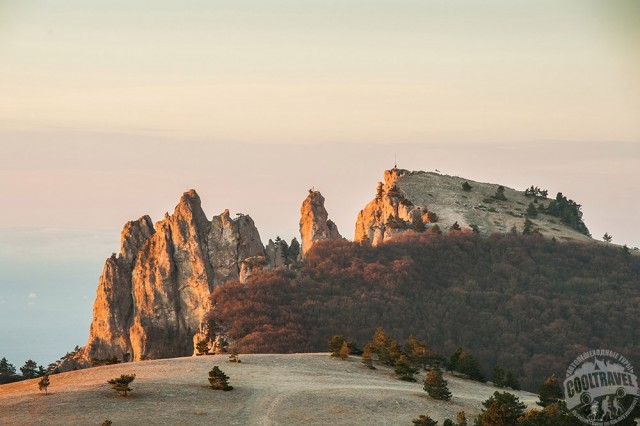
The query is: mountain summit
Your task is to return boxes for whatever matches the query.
[356,168,591,245]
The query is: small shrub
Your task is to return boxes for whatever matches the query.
[107,374,135,397]
[38,375,50,395]
[228,347,241,363]
[492,185,507,201]
[412,415,439,426]
[208,366,233,391]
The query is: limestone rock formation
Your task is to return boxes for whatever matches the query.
[85,216,155,363]
[208,210,265,285]
[265,238,287,268]
[355,168,424,246]
[128,190,213,360]
[299,190,342,255]
[82,190,266,364]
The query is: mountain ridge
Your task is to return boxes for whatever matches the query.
[58,168,608,371]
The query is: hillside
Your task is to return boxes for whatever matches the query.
[395,170,591,240]
[210,234,640,391]
[0,354,538,425]
[355,169,592,245]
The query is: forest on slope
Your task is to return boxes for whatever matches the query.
[209,234,640,391]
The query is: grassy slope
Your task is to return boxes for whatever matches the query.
[0,354,537,426]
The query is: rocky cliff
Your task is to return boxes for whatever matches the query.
[299,190,342,255]
[82,190,265,364]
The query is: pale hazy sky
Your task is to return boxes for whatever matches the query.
[0,1,639,366]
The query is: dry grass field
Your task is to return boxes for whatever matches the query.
[0,353,538,426]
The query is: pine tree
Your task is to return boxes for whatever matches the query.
[38,374,50,395]
[413,415,439,426]
[0,357,16,375]
[603,232,613,243]
[476,391,526,426]
[493,185,507,201]
[523,217,534,235]
[107,374,135,397]
[492,365,505,387]
[450,222,462,232]
[526,203,538,218]
[394,355,419,382]
[20,360,40,379]
[423,367,452,401]
[537,374,563,407]
[462,182,472,191]
[450,349,484,382]
[413,215,426,233]
[504,370,520,390]
[347,341,362,356]
[208,366,233,391]
[288,238,301,262]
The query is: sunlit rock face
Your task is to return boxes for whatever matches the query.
[354,168,423,246]
[299,190,342,256]
[83,190,266,364]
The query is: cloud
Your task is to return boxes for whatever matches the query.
[27,292,37,305]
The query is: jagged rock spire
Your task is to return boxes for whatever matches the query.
[299,190,342,256]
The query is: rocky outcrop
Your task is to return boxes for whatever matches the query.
[120,216,155,263]
[355,168,430,246]
[83,190,266,364]
[208,210,264,285]
[128,190,213,360]
[85,216,155,363]
[299,191,342,255]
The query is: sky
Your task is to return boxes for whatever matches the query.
[0,1,639,368]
